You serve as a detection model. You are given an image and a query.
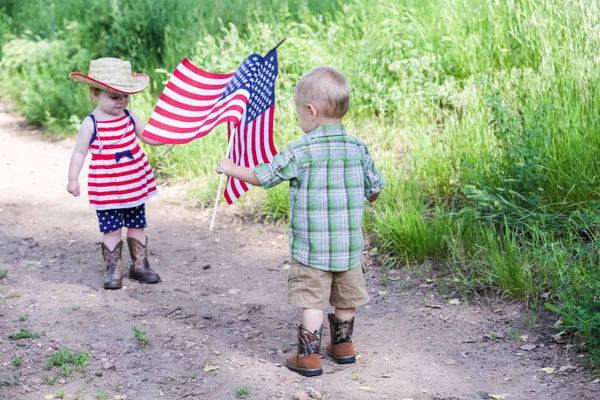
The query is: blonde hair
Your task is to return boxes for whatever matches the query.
[294,66,350,118]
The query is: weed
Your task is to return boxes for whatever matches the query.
[509,328,520,343]
[281,342,289,353]
[9,329,45,340]
[12,357,23,367]
[132,326,149,345]
[235,386,250,398]
[96,390,109,400]
[46,375,58,385]
[0,373,19,386]
[0,269,7,279]
[47,349,89,376]
[57,391,65,399]
[18,315,28,321]
[488,331,497,341]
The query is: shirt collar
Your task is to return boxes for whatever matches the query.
[306,125,346,139]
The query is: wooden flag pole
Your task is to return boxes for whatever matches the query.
[208,37,286,231]
[209,133,235,231]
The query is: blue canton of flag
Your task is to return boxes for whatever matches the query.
[220,48,278,125]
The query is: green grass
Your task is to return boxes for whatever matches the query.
[8,329,45,340]
[236,386,250,398]
[0,373,19,387]
[47,349,89,376]
[132,326,149,345]
[18,315,28,321]
[12,357,23,367]
[3,0,600,366]
[0,269,7,279]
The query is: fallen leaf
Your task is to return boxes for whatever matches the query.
[359,386,371,391]
[378,291,388,296]
[520,344,536,351]
[88,294,96,298]
[424,303,442,309]
[519,335,529,342]
[504,378,512,382]
[282,264,290,270]
[464,377,471,380]
[540,367,555,374]
[448,299,461,305]
[489,395,506,400]
[592,378,600,383]
[44,396,56,400]
[203,365,219,373]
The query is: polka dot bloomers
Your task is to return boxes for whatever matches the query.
[96,204,147,233]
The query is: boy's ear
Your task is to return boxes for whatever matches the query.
[307,103,318,118]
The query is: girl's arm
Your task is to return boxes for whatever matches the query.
[130,110,164,146]
[67,117,94,197]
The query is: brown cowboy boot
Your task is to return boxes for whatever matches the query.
[102,241,123,290]
[127,237,161,284]
[326,313,356,364]
[285,324,323,377]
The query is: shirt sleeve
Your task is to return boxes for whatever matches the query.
[254,145,299,189]
[363,147,386,198]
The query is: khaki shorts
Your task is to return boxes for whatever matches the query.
[288,259,370,310]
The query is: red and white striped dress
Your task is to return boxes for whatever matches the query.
[88,110,157,210]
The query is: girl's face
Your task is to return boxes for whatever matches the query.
[93,90,130,116]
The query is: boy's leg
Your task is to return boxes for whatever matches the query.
[286,260,332,377]
[328,262,369,364]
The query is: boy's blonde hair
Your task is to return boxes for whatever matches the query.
[294,66,350,118]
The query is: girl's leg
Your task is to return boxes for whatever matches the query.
[126,227,146,243]
[103,228,122,250]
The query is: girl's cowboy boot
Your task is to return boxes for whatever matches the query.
[127,237,161,284]
[102,241,124,289]
[326,313,356,364]
[285,324,323,377]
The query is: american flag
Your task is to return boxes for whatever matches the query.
[224,49,278,204]
[143,49,278,147]
[143,49,279,204]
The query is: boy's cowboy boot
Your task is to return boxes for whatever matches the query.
[127,237,161,284]
[285,324,323,377]
[326,313,356,364]
[102,241,123,290]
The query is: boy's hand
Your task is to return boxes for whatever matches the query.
[67,180,80,197]
[216,158,236,176]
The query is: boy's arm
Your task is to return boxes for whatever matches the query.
[363,147,386,202]
[216,158,261,186]
[67,117,94,197]
[130,111,164,146]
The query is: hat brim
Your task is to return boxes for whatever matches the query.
[69,72,149,94]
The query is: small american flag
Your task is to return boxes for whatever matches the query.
[224,49,278,204]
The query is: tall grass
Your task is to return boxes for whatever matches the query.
[2,0,600,365]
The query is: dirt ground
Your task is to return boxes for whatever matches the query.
[0,102,598,400]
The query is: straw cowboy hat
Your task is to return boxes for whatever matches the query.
[69,58,149,94]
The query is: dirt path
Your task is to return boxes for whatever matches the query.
[0,103,597,400]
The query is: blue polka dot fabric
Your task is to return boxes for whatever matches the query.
[96,205,147,233]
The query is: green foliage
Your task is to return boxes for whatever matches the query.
[12,357,23,367]
[47,349,89,376]
[9,328,45,340]
[132,326,149,345]
[18,315,28,321]
[0,269,7,279]
[96,390,109,400]
[0,373,19,386]
[235,386,250,397]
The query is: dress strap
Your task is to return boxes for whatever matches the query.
[88,114,98,145]
[124,109,136,130]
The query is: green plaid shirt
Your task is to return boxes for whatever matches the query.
[254,125,386,272]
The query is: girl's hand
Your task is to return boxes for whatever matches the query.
[67,180,80,197]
